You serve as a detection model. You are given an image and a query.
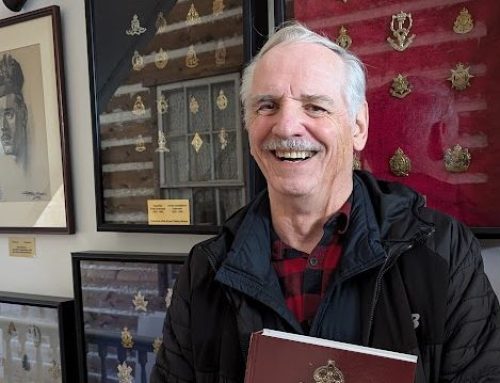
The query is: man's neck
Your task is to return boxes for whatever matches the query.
[269,182,352,254]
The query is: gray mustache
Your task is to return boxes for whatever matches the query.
[262,138,322,152]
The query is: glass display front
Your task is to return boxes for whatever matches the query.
[286,0,500,233]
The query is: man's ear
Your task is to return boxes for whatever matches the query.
[353,101,369,151]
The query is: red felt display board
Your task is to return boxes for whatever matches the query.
[292,0,500,232]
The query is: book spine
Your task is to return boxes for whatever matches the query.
[243,333,259,383]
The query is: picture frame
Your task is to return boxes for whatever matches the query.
[0,291,78,383]
[85,0,268,234]
[0,6,74,234]
[279,0,500,238]
[71,250,186,383]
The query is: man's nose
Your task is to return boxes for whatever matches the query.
[272,103,304,138]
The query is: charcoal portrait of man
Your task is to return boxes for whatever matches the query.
[0,47,51,203]
[0,54,28,163]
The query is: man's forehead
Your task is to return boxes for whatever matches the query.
[252,93,335,104]
[252,42,345,97]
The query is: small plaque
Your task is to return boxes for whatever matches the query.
[9,237,36,258]
[148,199,191,225]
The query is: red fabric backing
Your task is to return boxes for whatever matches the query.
[293,0,500,227]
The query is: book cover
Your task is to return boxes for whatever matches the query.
[244,329,417,383]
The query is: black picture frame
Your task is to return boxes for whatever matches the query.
[0,291,78,382]
[72,250,186,383]
[0,6,74,233]
[85,0,269,234]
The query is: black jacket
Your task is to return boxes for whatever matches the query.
[151,172,500,383]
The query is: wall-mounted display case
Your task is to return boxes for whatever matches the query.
[72,251,185,383]
[279,0,500,237]
[0,292,78,383]
[86,0,269,233]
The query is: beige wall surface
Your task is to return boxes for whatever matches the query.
[0,1,498,300]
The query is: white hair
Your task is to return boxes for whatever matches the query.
[240,21,366,126]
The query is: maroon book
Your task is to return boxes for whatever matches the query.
[244,329,417,383]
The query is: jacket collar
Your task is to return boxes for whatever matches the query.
[212,172,433,326]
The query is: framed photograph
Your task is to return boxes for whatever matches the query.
[85,0,268,234]
[0,6,74,233]
[0,291,78,383]
[72,250,186,383]
[279,0,500,238]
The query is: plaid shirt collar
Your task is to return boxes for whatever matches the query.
[271,196,352,259]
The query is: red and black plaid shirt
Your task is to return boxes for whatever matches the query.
[271,198,351,333]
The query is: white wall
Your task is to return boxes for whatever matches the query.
[0,1,498,300]
[0,0,211,298]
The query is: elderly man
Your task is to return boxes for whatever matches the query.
[151,22,500,382]
[0,53,27,163]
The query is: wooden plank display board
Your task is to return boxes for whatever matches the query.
[285,0,500,237]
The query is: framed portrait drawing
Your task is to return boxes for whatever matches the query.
[0,292,78,383]
[72,251,186,383]
[277,0,500,238]
[85,0,269,234]
[0,6,73,233]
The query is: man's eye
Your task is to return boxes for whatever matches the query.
[305,104,328,115]
[4,110,15,120]
[256,103,277,114]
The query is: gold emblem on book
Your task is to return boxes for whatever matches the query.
[218,128,229,150]
[186,3,201,24]
[132,50,144,71]
[387,11,415,52]
[190,96,200,113]
[453,8,473,34]
[448,63,474,91]
[156,12,168,34]
[132,96,146,116]
[213,0,225,16]
[156,130,170,153]
[444,144,471,172]
[126,14,146,36]
[313,359,344,383]
[186,45,200,68]
[192,132,204,153]
[215,40,227,66]
[135,135,146,152]
[336,26,352,49]
[153,337,163,354]
[121,327,134,348]
[216,90,228,110]
[390,148,411,176]
[117,361,133,383]
[155,48,169,69]
[390,74,411,98]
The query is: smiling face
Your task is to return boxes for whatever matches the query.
[246,42,368,203]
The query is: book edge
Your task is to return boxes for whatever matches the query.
[261,329,418,363]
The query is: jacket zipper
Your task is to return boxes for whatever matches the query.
[364,227,435,345]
